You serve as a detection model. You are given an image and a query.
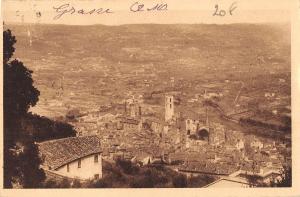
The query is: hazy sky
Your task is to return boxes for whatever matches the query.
[2,0,293,25]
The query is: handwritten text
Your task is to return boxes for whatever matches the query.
[129,1,168,12]
[53,3,113,20]
[213,2,237,17]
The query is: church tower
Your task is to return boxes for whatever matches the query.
[165,95,174,122]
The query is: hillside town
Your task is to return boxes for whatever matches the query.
[38,88,291,187]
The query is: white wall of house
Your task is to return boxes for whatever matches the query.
[55,153,102,180]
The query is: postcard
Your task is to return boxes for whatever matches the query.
[1,0,300,196]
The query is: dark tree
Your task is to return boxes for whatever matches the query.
[271,166,292,187]
[22,113,76,142]
[4,59,40,116]
[18,139,46,188]
[3,29,16,64]
[3,29,44,188]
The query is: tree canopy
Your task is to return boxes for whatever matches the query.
[3,29,16,64]
[4,59,40,116]
[3,28,77,188]
[3,29,44,188]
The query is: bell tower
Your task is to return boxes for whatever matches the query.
[165,95,174,122]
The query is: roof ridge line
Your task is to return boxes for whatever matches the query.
[37,135,100,145]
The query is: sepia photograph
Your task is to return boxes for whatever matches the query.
[1,0,299,195]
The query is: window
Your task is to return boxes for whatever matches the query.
[67,164,70,172]
[94,154,99,163]
[170,104,172,108]
[170,98,171,102]
[94,174,100,179]
[78,159,81,168]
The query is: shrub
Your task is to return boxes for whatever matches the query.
[129,176,154,188]
[72,179,82,188]
[116,158,139,175]
[93,179,112,188]
[172,174,187,188]
[43,179,59,188]
[187,175,215,187]
[60,178,71,188]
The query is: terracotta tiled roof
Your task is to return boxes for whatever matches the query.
[38,136,102,169]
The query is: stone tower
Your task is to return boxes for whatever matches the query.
[165,95,174,122]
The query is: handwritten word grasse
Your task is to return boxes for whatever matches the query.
[53,3,113,20]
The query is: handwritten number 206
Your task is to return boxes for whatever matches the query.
[213,2,237,16]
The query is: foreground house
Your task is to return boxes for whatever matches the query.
[204,177,250,188]
[204,168,282,188]
[38,135,102,181]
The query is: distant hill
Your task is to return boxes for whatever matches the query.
[6,23,290,72]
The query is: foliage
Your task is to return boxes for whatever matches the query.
[3,148,19,188]
[246,175,262,188]
[129,175,155,188]
[129,167,169,188]
[116,158,140,175]
[271,166,292,187]
[172,174,188,188]
[71,179,82,188]
[91,178,113,188]
[84,160,212,188]
[22,113,76,142]
[3,29,77,188]
[42,179,59,188]
[4,59,40,116]
[60,178,71,188]
[39,159,215,188]
[3,29,16,64]
[42,178,82,188]
[187,175,216,188]
[246,166,292,187]
[17,139,46,188]
[3,29,44,188]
